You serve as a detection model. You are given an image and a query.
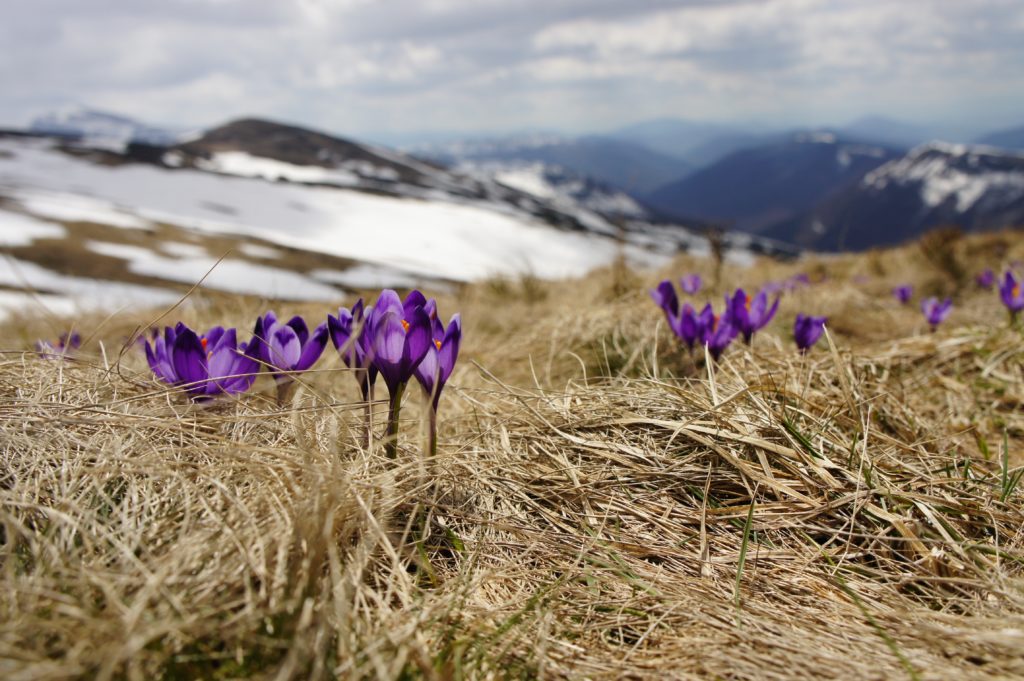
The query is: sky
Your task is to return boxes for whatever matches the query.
[3,0,1024,143]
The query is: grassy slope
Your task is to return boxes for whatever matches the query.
[1,229,1023,679]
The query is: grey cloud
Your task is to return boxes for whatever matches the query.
[0,0,1022,138]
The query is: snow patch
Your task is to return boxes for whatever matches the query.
[0,209,66,245]
[0,256,180,314]
[11,189,151,230]
[311,264,428,290]
[196,151,360,186]
[160,241,208,259]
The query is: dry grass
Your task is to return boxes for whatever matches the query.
[1,230,1024,679]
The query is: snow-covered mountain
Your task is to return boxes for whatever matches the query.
[454,160,650,220]
[766,142,1024,250]
[0,116,784,320]
[413,133,692,196]
[645,131,901,233]
[28,106,186,151]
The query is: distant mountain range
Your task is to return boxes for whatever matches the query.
[976,125,1024,151]
[412,134,692,196]
[11,105,1024,257]
[765,142,1024,250]
[644,132,902,233]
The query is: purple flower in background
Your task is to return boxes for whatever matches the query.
[328,298,377,397]
[1000,271,1024,320]
[976,269,995,290]
[789,274,811,289]
[729,288,779,344]
[702,312,739,361]
[35,332,81,358]
[794,314,827,353]
[892,285,913,304]
[252,311,328,381]
[920,298,953,331]
[679,274,702,295]
[650,280,679,319]
[670,303,702,351]
[144,322,259,399]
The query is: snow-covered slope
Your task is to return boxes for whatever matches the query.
[455,160,649,220]
[0,114,788,320]
[766,142,1024,250]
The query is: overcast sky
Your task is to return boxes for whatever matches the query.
[3,0,1023,142]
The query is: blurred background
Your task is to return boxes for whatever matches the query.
[1,0,1023,318]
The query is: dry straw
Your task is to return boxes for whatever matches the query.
[1,230,1023,679]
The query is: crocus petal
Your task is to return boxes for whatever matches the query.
[269,325,302,370]
[295,322,328,371]
[650,280,679,318]
[437,314,462,385]
[286,315,309,347]
[403,290,428,318]
[375,289,404,317]
[414,344,439,398]
[171,328,208,389]
[401,305,432,376]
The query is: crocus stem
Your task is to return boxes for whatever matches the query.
[385,382,405,459]
[428,406,438,458]
[362,379,374,451]
[275,378,295,406]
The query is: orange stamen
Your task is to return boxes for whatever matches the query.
[1014,284,1021,298]
[200,337,208,349]
[401,319,410,332]
[434,339,442,350]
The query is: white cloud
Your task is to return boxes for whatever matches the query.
[0,0,1022,137]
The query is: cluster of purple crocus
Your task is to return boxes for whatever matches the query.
[892,266,1023,331]
[142,289,461,457]
[651,276,787,360]
[35,332,81,358]
[891,284,954,331]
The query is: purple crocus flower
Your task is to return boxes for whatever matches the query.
[414,312,462,411]
[364,289,434,457]
[893,285,913,304]
[650,280,679,319]
[35,332,81,358]
[366,289,432,396]
[794,314,827,353]
[920,297,953,331]
[999,271,1024,321]
[144,322,259,399]
[252,311,328,381]
[670,303,702,351]
[679,274,702,295]
[702,312,738,361]
[729,288,779,344]
[328,298,377,398]
[976,269,995,290]
[414,307,462,456]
